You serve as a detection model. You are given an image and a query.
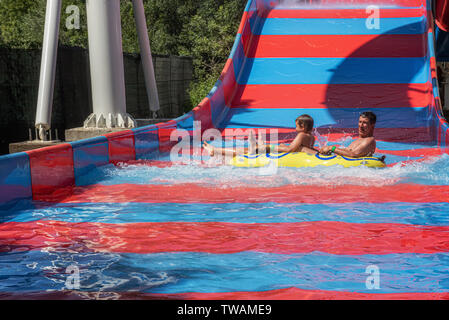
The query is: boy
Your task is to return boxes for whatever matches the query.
[203,114,316,157]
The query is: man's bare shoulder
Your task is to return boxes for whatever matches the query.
[357,136,375,144]
[364,136,376,143]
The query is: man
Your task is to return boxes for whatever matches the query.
[319,112,377,158]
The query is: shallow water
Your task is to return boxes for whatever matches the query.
[1,148,449,298]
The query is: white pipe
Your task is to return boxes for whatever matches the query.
[132,0,160,115]
[85,0,134,128]
[35,0,62,138]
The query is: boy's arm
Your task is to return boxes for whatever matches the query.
[275,133,305,153]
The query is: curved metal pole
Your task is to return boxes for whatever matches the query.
[132,0,160,117]
[35,0,62,140]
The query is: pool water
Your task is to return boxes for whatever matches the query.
[1,139,449,299]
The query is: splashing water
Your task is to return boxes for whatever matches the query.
[77,153,449,188]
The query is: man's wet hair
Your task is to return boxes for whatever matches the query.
[360,111,377,125]
[296,114,314,132]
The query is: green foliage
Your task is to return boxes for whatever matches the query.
[0,0,247,109]
[0,0,88,48]
[179,0,245,78]
[187,73,219,112]
[59,0,88,48]
[0,0,42,48]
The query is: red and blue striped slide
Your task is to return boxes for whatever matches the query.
[1,0,449,300]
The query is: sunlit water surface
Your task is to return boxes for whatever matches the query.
[1,151,449,298]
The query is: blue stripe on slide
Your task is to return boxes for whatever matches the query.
[1,250,449,294]
[4,202,449,226]
[220,107,430,129]
[236,57,428,85]
[253,17,426,35]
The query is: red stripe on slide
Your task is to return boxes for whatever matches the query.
[219,128,370,145]
[246,34,426,58]
[2,220,449,255]
[220,128,433,144]
[376,147,444,157]
[231,83,430,109]
[311,0,423,6]
[264,8,424,19]
[146,288,449,300]
[1,288,448,300]
[32,183,449,204]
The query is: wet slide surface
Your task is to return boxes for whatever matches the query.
[2,0,449,300]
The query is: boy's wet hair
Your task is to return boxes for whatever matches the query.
[360,111,377,125]
[296,114,314,132]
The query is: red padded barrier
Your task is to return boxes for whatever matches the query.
[237,11,249,35]
[26,144,75,200]
[241,16,254,56]
[220,59,238,107]
[446,128,449,150]
[156,121,178,154]
[438,118,445,146]
[435,0,449,32]
[104,130,136,164]
[193,98,213,132]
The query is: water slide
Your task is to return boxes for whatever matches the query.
[1,0,448,203]
[207,0,449,156]
[3,0,449,299]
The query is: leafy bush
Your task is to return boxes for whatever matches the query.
[0,0,246,109]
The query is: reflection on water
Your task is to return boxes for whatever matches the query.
[1,149,449,299]
[2,250,449,297]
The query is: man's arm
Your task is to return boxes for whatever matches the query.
[321,138,375,158]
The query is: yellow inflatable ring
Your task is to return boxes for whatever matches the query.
[229,152,386,169]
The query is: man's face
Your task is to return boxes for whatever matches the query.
[358,116,374,137]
